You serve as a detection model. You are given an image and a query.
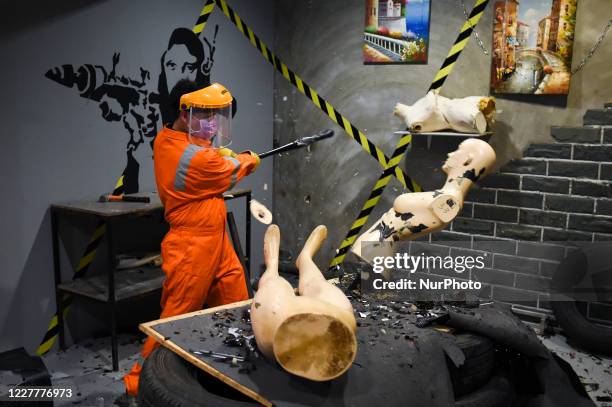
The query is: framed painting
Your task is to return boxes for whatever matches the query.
[364,0,431,64]
[491,0,578,95]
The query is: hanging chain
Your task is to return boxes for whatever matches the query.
[571,19,612,75]
[459,0,489,56]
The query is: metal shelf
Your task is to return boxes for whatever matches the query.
[58,266,165,303]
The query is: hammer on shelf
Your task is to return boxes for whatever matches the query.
[98,194,151,203]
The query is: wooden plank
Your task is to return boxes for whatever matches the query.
[139,300,273,406]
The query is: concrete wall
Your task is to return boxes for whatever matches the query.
[272,0,612,268]
[0,0,273,353]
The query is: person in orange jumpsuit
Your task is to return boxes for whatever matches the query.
[123,79,259,397]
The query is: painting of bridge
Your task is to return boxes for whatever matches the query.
[364,0,431,64]
[490,0,578,95]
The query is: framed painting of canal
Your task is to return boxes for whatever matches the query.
[364,0,431,64]
[491,0,578,95]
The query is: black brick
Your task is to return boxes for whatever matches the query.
[500,159,547,175]
[604,127,612,144]
[543,228,592,241]
[450,247,493,268]
[515,274,551,292]
[539,261,560,277]
[596,199,612,216]
[452,218,495,236]
[572,180,612,198]
[473,237,517,255]
[551,126,601,143]
[594,233,612,241]
[548,161,599,179]
[465,188,496,204]
[430,231,472,248]
[524,143,571,159]
[459,202,473,217]
[602,164,612,181]
[473,204,518,222]
[522,176,570,194]
[472,268,514,287]
[584,109,612,126]
[478,284,492,299]
[568,214,612,233]
[492,286,538,307]
[494,254,539,274]
[573,145,612,162]
[519,209,567,228]
[496,223,542,241]
[545,195,594,214]
[498,191,543,209]
[517,241,565,261]
[588,302,612,323]
[478,173,520,189]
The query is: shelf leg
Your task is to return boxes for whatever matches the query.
[106,219,119,371]
[52,208,66,351]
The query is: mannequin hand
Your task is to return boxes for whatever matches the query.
[219,148,237,158]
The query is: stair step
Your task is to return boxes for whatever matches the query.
[584,109,612,126]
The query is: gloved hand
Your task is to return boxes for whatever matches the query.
[219,147,237,158]
[241,151,261,168]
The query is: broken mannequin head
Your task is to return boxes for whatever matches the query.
[442,138,497,183]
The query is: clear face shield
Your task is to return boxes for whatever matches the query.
[187,105,232,149]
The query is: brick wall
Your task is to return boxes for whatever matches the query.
[426,107,612,323]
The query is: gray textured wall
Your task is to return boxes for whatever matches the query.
[272,0,612,268]
[0,0,273,353]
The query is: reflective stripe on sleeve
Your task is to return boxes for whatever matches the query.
[174,144,204,192]
[224,156,241,190]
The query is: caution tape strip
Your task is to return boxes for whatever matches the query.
[212,0,417,191]
[430,0,489,91]
[193,0,216,34]
[330,133,414,267]
[37,2,214,355]
[329,0,490,270]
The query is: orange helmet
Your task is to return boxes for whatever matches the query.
[179,83,233,110]
[180,83,233,148]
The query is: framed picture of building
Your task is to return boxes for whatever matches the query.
[490,0,578,95]
[364,0,431,64]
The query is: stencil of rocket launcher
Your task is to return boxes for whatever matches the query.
[45,63,147,122]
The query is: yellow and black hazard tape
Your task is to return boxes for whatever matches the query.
[212,0,417,191]
[193,0,216,34]
[329,0,490,270]
[430,0,489,91]
[37,177,124,355]
[330,133,414,267]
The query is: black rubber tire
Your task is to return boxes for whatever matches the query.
[454,371,514,407]
[447,332,496,398]
[551,249,612,355]
[138,347,256,407]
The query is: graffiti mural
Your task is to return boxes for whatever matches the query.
[45,26,221,193]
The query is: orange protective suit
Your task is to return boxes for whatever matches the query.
[124,126,258,395]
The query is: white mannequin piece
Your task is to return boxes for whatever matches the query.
[394,91,496,134]
[352,138,496,262]
[250,225,357,381]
